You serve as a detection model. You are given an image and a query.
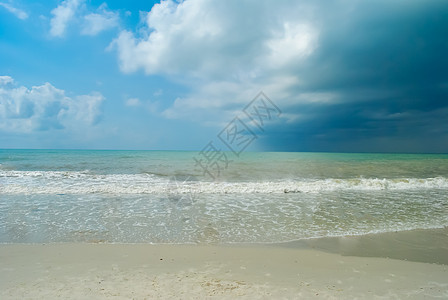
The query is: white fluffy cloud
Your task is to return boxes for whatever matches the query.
[50,0,83,37]
[50,0,119,37]
[0,76,104,133]
[111,0,318,122]
[0,76,14,85]
[0,2,28,20]
[81,3,119,36]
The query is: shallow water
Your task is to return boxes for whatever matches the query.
[1,150,447,243]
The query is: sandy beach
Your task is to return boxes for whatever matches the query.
[1,151,448,299]
[1,228,447,299]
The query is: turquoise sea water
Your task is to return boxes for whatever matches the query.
[0,149,447,243]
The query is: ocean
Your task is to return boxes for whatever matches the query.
[0,149,447,244]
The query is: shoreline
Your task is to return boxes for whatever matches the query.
[2,227,446,264]
[279,226,448,265]
[1,228,447,299]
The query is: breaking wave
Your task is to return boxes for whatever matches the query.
[1,170,447,195]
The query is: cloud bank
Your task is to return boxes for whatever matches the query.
[111,0,318,122]
[113,0,316,76]
[0,76,104,133]
[111,0,448,152]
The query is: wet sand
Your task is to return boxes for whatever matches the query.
[282,227,448,265]
[1,228,447,299]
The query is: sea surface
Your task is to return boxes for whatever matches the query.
[0,149,447,244]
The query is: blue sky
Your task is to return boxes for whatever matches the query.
[1,0,447,152]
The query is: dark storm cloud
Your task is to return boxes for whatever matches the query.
[264,0,448,153]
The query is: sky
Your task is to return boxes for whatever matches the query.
[0,0,447,153]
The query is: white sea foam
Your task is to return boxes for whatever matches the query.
[1,170,448,194]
